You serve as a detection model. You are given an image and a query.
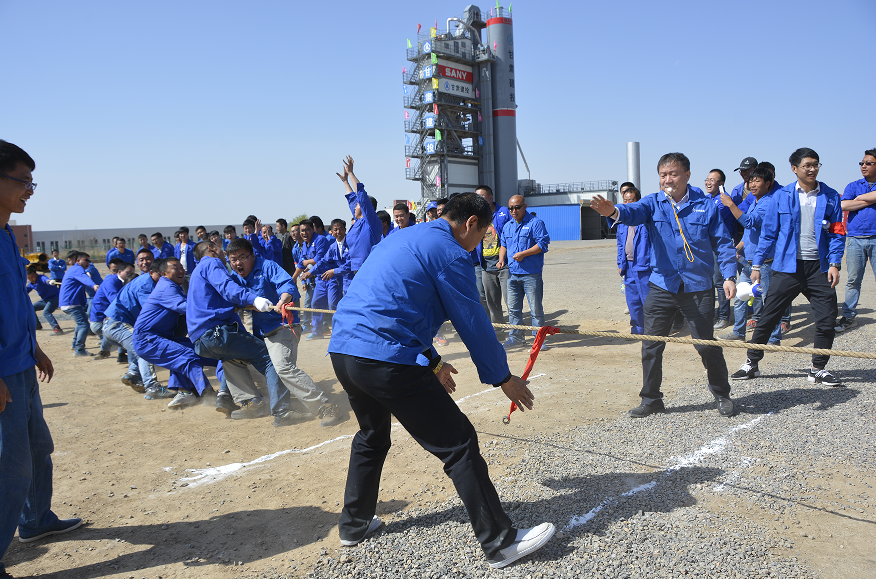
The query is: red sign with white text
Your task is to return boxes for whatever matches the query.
[435,63,472,83]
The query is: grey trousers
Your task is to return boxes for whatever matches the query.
[482,267,509,324]
[222,361,268,404]
[264,325,328,414]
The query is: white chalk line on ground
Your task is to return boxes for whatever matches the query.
[171,373,548,488]
[564,414,771,531]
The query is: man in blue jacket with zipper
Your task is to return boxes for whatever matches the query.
[58,252,100,356]
[174,226,196,275]
[297,219,331,339]
[335,156,382,294]
[614,184,651,335]
[733,148,845,386]
[591,152,738,418]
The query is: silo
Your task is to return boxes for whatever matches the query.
[486,7,517,206]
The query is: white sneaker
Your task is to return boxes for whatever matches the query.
[340,515,383,546]
[167,390,198,409]
[488,522,555,569]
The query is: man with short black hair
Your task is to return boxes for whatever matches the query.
[391,203,414,233]
[106,237,135,266]
[227,239,339,426]
[222,225,238,251]
[591,152,737,418]
[59,252,100,356]
[174,226,196,273]
[328,192,553,567]
[26,265,61,333]
[91,259,136,360]
[151,232,174,260]
[734,148,845,386]
[614,184,651,334]
[136,247,154,275]
[48,247,66,281]
[0,141,81,574]
[376,211,391,239]
[704,168,740,330]
[186,241,283,420]
[835,147,876,332]
[335,156,382,293]
[195,225,208,242]
[476,185,513,328]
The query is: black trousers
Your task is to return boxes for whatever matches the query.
[330,353,515,559]
[747,259,837,369]
[641,283,730,403]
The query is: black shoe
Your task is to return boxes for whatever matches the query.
[18,517,83,543]
[116,352,128,364]
[273,409,314,427]
[121,373,145,393]
[715,396,735,417]
[628,399,665,418]
[95,350,111,360]
[35,322,43,331]
[215,394,240,417]
[808,368,842,387]
[731,360,760,380]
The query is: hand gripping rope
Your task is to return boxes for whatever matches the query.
[279,303,298,339]
[502,325,561,424]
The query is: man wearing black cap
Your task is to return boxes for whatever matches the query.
[732,157,758,206]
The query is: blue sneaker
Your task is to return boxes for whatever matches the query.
[19,518,83,543]
[502,338,524,350]
[145,386,176,400]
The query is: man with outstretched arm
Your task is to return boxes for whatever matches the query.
[335,156,382,294]
[591,152,738,418]
[328,193,554,569]
[0,140,81,578]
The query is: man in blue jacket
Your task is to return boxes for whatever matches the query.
[26,265,61,333]
[717,165,783,345]
[186,241,283,421]
[105,237,135,266]
[103,263,162,395]
[296,219,331,338]
[498,195,551,350]
[174,226,196,274]
[328,193,553,568]
[835,147,876,332]
[335,156,382,294]
[58,252,100,356]
[477,185,513,327]
[227,239,339,427]
[704,169,741,329]
[0,140,81,577]
[311,219,347,313]
[150,232,174,260]
[734,148,846,386]
[91,259,135,360]
[614,184,651,335]
[591,152,738,418]
[47,248,66,281]
[133,257,218,409]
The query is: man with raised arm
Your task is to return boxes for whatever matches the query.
[335,156,382,294]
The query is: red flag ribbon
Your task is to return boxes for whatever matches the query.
[502,325,560,424]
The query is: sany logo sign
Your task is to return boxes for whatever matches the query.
[436,64,472,82]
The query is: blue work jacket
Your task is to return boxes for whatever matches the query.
[614,222,651,274]
[259,235,283,266]
[612,186,736,293]
[27,275,60,301]
[104,272,157,326]
[133,276,186,340]
[59,264,96,307]
[754,181,845,274]
[296,235,330,285]
[106,247,135,266]
[345,182,383,272]
[89,274,124,322]
[329,219,510,385]
[843,178,876,236]
[0,226,38,377]
[86,263,103,285]
[230,257,299,336]
[48,257,66,280]
[707,190,742,240]
[500,212,550,275]
[186,256,256,343]
[174,240,196,273]
[737,193,777,263]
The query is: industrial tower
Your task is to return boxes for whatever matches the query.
[403,4,518,212]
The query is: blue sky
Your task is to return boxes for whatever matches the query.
[2,0,874,231]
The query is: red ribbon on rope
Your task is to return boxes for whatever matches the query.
[502,325,560,424]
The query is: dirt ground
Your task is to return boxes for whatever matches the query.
[5,241,875,578]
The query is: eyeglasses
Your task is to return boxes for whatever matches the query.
[508,205,525,211]
[228,253,253,264]
[798,163,822,170]
[0,174,37,190]
[860,161,876,167]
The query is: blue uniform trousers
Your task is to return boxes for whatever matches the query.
[33,298,58,329]
[0,368,61,573]
[624,269,650,335]
[134,334,217,394]
[311,279,341,336]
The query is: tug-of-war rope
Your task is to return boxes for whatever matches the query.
[280,305,876,424]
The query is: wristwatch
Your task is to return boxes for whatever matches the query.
[830,263,842,271]
[724,276,737,283]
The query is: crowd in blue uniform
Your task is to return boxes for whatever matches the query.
[6,140,875,574]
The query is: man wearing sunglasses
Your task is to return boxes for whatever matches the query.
[835,148,876,332]
[498,195,551,350]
